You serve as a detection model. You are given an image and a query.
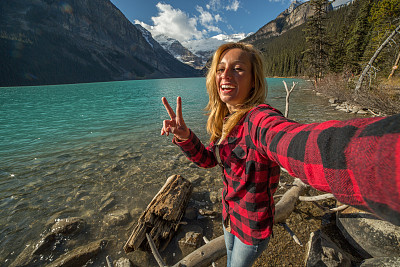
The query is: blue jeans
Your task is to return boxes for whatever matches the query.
[223,225,270,267]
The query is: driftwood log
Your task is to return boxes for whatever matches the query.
[123,174,192,253]
[274,178,309,224]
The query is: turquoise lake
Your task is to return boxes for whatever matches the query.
[0,77,365,266]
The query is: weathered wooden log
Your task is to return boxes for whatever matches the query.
[124,175,192,253]
[172,235,226,267]
[274,178,309,224]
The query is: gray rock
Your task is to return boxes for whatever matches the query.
[337,208,400,258]
[114,257,134,267]
[350,105,362,113]
[47,239,107,267]
[176,224,204,255]
[103,209,131,227]
[51,217,86,235]
[198,208,217,217]
[359,257,400,266]
[178,231,203,253]
[31,232,57,256]
[305,230,351,267]
[10,242,38,267]
[357,109,369,115]
[209,191,221,204]
[10,217,87,266]
[329,98,338,104]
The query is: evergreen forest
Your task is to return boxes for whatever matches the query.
[252,0,400,114]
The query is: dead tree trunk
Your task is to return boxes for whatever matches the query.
[283,81,298,118]
[124,175,192,253]
[388,50,400,79]
[355,24,400,95]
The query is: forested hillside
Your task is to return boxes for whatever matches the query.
[250,0,399,80]
[249,0,400,115]
[251,24,307,77]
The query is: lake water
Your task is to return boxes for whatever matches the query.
[0,77,365,266]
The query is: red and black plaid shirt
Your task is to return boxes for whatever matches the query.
[174,104,400,245]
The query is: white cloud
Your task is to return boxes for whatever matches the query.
[226,0,240,11]
[196,6,222,33]
[207,0,223,11]
[136,3,203,42]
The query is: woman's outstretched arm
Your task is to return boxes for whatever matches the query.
[249,105,400,225]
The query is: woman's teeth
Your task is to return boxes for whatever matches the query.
[221,85,235,90]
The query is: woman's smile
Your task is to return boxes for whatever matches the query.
[216,48,254,112]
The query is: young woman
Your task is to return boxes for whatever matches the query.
[161,42,400,267]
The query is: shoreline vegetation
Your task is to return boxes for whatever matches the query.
[310,74,400,117]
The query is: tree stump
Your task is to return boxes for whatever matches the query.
[124,174,193,253]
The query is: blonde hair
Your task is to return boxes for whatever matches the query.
[205,42,267,143]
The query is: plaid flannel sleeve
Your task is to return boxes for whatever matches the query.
[249,106,400,225]
[173,130,218,168]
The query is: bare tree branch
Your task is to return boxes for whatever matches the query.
[355,24,400,95]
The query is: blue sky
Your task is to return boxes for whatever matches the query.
[109,0,298,42]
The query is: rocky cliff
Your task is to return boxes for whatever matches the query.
[243,1,332,43]
[0,0,200,86]
[153,34,204,69]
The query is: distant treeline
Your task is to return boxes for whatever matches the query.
[253,0,400,79]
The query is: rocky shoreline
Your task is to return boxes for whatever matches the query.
[12,168,400,267]
[315,92,381,116]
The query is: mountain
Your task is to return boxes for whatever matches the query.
[153,34,204,69]
[332,0,355,9]
[182,33,250,66]
[243,1,333,43]
[0,0,200,87]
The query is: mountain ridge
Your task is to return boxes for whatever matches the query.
[243,1,333,43]
[0,0,200,87]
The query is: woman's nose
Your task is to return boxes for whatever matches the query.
[221,68,232,78]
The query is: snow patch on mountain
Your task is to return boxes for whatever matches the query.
[181,33,251,65]
[332,0,354,9]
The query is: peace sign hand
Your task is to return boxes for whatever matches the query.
[161,96,190,141]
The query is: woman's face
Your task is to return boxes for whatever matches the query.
[215,48,254,113]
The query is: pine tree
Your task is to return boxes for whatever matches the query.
[303,0,330,82]
[367,0,400,76]
[345,0,373,73]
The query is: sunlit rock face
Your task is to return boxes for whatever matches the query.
[0,0,200,86]
[243,1,333,43]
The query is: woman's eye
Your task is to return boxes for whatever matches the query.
[217,68,224,73]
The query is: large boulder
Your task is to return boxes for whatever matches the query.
[336,207,400,258]
[359,257,400,266]
[305,230,352,267]
[47,239,107,267]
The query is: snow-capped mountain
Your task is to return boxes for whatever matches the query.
[153,32,250,68]
[154,35,203,69]
[181,33,250,66]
